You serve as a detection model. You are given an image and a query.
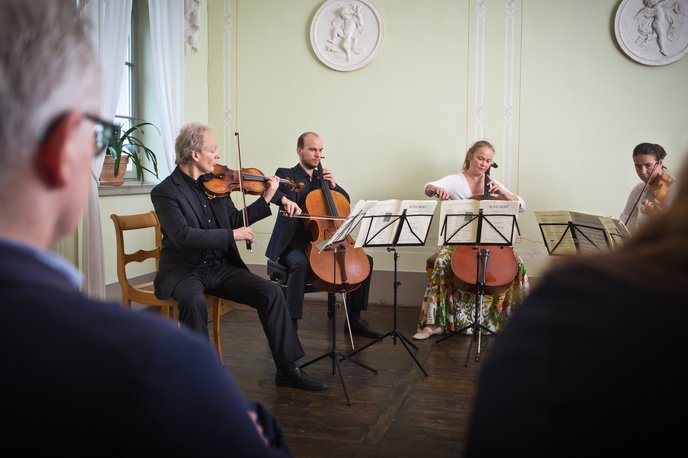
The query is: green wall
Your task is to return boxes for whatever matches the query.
[100,0,688,286]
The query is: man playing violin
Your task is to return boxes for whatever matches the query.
[151,123,327,391]
[266,132,380,338]
[620,142,678,233]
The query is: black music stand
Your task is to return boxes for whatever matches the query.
[345,207,436,376]
[298,212,377,406]
[436,204,518,365]
[538,221,610,255]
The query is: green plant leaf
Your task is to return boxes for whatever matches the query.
[105,119,161,182]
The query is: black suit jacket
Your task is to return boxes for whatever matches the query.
[266,164,349,261]
[151,166,272,299]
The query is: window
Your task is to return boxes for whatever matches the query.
[113,4,138,178]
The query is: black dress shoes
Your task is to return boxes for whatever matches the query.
[346,318,382,339]
[275,366,327,391]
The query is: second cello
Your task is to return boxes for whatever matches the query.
[303,162,370,293]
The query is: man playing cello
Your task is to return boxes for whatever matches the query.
[266,132,380,338]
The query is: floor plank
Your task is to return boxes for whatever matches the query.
[218,300,490,458]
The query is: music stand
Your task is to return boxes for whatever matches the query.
[345,204,436,377]
[539,221,610,255]
[298,207,377,406]
[435,201,518,365]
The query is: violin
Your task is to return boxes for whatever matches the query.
[449,165,518,295]
[202,163,303,199]
[304,162,370,293]
[645,170,673,208]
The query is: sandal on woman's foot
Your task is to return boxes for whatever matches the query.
[412,326,443,340]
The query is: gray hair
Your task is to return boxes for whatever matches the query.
[175,123,210,165]
[0,0,99,181]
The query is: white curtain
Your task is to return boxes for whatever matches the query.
[81,0,133,299]
[148,0,186,173]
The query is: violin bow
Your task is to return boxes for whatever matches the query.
[234,132,252,252]
[624,161,659,226]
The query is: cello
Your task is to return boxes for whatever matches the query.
[303,162,370,293]
[449,165,518,295]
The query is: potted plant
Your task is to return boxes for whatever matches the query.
[100,119,161,185]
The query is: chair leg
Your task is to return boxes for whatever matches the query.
[211,296,223,361]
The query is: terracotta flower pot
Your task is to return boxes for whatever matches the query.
[99,155,130,186]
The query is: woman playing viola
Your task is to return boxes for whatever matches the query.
[620,142,678,233]
[413,140,529,340]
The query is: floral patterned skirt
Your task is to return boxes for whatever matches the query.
[417,245,529,335]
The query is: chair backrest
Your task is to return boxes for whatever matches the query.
[110,211,170,310]
[110,211,224,360]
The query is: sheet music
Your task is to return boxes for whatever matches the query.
[317,199,377,252]
[569,211,609,253]
[355,199,437,247]
[439,200,476,244]
[535,210,613,255]
[398,200,437,244]
[440,200,519,245]
[478,200,520,244]
[534,211,577,255]
[599,216,631,249]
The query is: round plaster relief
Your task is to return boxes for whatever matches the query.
[310,0,385,72]
[615,0,688,66]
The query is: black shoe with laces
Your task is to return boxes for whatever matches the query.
[345,317,382,339]
[275,366,327,391]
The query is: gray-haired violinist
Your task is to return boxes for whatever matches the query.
[151,123,326,391]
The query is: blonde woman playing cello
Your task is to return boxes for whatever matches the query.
[413,140,529,340]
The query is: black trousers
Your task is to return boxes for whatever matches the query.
[280,246,373,321]
[171,262,304,368]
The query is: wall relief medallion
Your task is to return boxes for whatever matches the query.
[310,0,384,72]
[615,0,688,66]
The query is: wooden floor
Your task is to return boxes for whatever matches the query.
[216,299,491,458]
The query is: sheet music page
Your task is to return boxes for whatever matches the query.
[599,216,622,249]
[319,199,376,251]
[612,218,631,239]
[600,217,631,249]
[478,200,520,244]
[570,211,609,253]
[354,199,438,247]
[396,200,438,245]
[438,200,479,245]
[355,199,400,247]
[534,211,577,255]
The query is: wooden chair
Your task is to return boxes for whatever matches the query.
[110,211,224,359]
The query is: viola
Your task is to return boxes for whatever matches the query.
[202,163,303,199]
[449,166,518,295]
[304,162,370,293]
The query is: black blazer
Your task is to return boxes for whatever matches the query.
[265,164,349,261]
[151,166,272,299]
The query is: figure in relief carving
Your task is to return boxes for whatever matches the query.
[325,2,365,62]
[634,0,681,55]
